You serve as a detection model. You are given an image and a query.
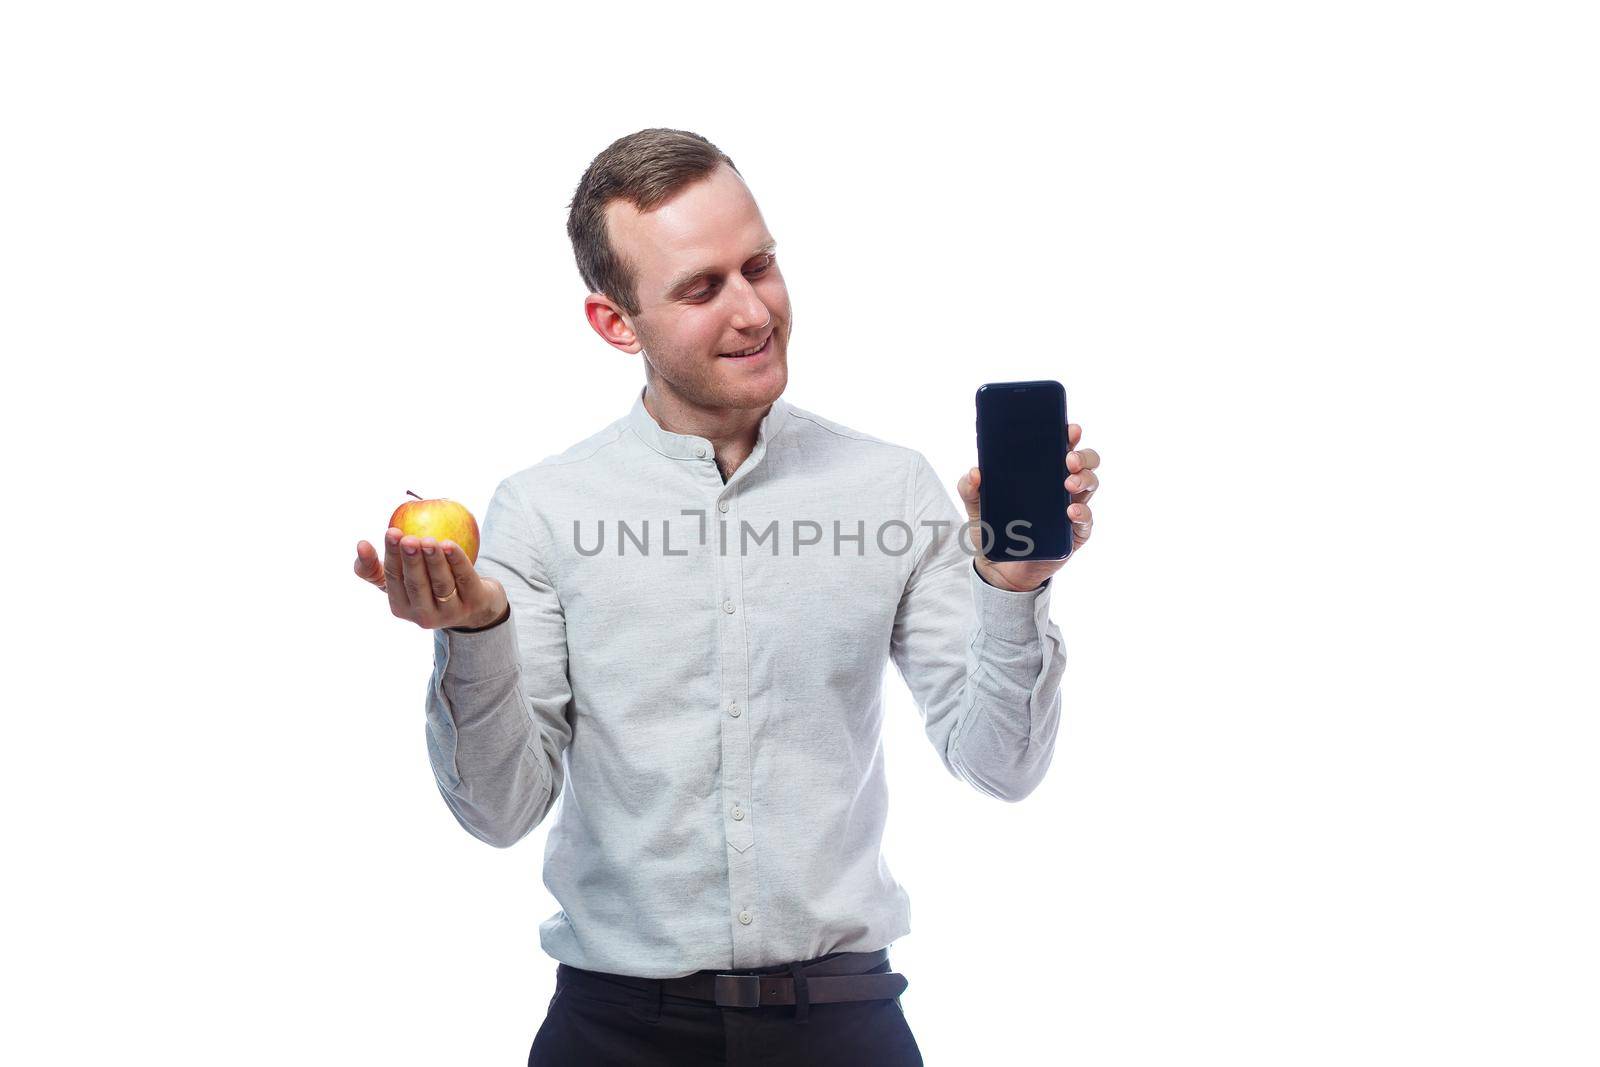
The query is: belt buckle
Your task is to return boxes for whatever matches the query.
[713,974,762,1008]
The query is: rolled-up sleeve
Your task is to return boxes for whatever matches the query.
[888,452,1067,802]
[425,476,574,847]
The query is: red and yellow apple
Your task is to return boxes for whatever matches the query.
[389,491,480,563]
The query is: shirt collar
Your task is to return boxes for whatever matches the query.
[626,385,792,463]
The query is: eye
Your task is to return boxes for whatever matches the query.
[685,256,775,302]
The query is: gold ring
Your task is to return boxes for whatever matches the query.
[435,588,458,602]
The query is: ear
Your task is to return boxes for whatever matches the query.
[584,293,643,353]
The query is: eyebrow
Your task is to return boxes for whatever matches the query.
[664,240,778,297]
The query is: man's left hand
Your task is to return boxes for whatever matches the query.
[956,422,1099,592]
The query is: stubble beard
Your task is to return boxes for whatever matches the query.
[639,317,789,413]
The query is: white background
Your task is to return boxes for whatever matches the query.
[4,2,1596,1064]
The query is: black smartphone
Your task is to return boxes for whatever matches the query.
[975,380,1071,562]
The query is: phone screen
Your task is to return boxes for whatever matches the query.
[975,381,1071,562]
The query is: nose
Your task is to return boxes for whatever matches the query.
[726,274,770,331]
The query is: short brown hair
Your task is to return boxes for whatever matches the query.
[566,128,740,317]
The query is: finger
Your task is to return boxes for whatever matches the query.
[1067,447,1101,474]
[1070,501,1093,548]
[399,533,435,620]
[1068,422,1082,451]
[956,467,981,518]
[419,537,460,604]
[354,540,387,590]
[441,539,484,602]
[1065,469,1100,502]
[383,528,414,615]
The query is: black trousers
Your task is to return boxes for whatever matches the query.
[528,950,924,1066]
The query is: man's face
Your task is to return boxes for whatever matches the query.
[599,163,791,412]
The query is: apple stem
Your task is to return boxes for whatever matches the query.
[406,490,423,501]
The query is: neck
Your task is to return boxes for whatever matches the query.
[642,381,772,480]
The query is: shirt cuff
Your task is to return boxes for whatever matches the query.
[970,560,1053,644]
[433,606,519,680]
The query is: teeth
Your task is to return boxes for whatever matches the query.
[726,336,767,357]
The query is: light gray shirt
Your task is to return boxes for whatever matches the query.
[425,387,1067,979]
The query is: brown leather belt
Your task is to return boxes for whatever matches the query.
[661,948,907,1009]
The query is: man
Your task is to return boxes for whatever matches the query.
[353,128,1100,1066]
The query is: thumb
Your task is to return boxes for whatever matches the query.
[354,541,387,589]
[956,466,982,521]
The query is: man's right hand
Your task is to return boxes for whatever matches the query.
[354,528,510,631]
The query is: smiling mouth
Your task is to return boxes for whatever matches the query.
[720,333,773,358]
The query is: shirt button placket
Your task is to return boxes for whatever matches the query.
[716,490,758,964]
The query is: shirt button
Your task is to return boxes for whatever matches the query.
[695,446,707,458]
[732,805,744,820]
[718,500,730,513]
[738,910,752,925]
[728,702,740,717]
[722,599,736,614]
